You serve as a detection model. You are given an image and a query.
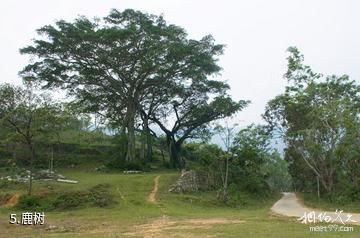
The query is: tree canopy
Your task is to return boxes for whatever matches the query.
[0,83,68,194]
[264,47,360,196]
[20,9,246,167]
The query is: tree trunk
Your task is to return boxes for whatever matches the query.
[28,142,35,196]
[144,117,152,162]
[224,154,229,199]
[317,175,320,199]
[140,132,145,161]
[125,102,136,162]
[139,112,153,162]
[322,175,333,193]
[146,135,153,162]
[217,154,229,202]
[167,135,182,169]
[318,166,335,194]
[140,136,146,161]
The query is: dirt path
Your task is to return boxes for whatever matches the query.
[147,175,160,203]
[124,216,244,238]
[271,192,360,226]
[4,193,20,208]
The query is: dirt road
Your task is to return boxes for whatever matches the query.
[271,192,360,226]
[147,175,160,203]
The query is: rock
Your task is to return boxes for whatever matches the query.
[168,170,199,193]
[46,225,57,230]
[123,170,142,174]
[56,179,78,184]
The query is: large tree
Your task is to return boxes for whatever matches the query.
[148,79,248,168]
[20,9,225,162]
[264,47,360,195]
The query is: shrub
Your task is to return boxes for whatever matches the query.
[224,183,274,207]
[16,184,116,211]
[348,187,360,201]
[52,191,91,210]
[16,195,41,210]
[328,187,360,204]
[88,183,115,207]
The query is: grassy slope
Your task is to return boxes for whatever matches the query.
[0,169,358,238]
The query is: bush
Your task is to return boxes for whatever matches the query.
[16,195,41,210]
[225,183,274,207]
[52,191,91,210]
[52,184,115,210]
[88,183,115,207]
[348,187,360,201]
[16,184,116,211]
[327,187,360,204]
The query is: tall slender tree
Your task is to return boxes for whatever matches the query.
[264,47,360,194]
[0,84,66,195]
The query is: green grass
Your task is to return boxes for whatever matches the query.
[298,192,360,213]
[0,169,359,237]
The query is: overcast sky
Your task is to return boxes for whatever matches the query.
[1,0,360,127]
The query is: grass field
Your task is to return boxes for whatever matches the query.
[0,168,359,238]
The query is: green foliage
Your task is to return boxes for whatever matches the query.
[53,184,116,210]
[106,134,127,161]
[229,125,273,194]
[225,183,278,207]
[181,126,284,197]
[0,83,75,195]
[182,143,222,165]
[2,170,358,237]
[52,191,91,209]
[0,84,71,145]
[264,47,360,196]
[16,183,116,211]
[16,194,41,210]
[181,143,223,189]
[88,183,115,207]
[261,151,292,191]
[19,8,238,163]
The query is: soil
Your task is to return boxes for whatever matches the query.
[147,175,160,203]
[4,193,20,208]
[124,216,244,238]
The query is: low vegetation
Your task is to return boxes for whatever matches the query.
[16,183,116,211]
[0,170,358,237]
[298,192,360,213]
